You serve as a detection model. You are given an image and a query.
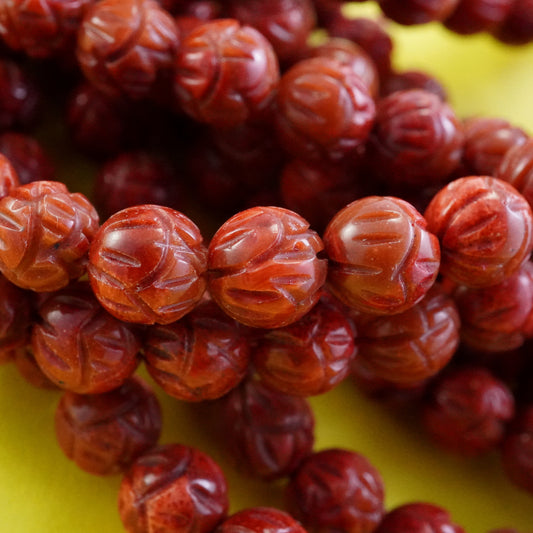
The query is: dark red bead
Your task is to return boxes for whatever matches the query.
[423,366,515,455]
[378,0,460,25]
[444,0,515,34]
[493,0,533,45]
[215,377,315,480]
[380,69,448,101]
[0,153,19,200]
[12,347,58,389]
[286,448,385,533]
[55,376,162,475]
[118,443,229,533]
[216,508,307,533]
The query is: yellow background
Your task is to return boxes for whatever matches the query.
[1,3,533,532]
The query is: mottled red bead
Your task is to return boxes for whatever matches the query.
[423,366,515,455]
[0,0,95,58]
[208,206,327,329]
[381,69,448,101]
[378,0,460,24]
[286,448,385,533]
[0,132,54,185]
[324,196,440,315]
[461,117,527,177]
[89,205,207,325]
[77,0,179,99]
[444,0,515,34]
[55,376,162,475]
[493,0,533,45]
[367,89,464,186]
[118,443,229,533]
[0,153,18,200]
[424,176,533,287]
[32,281,140,393]
[453,262,533,352]
[216,507,307,533]
[352,285,460,386]
[275,57,375,162]
[375,503,465,533]
[144,300,250,401]
[13,347,58,389]
[253,294,356,396]
[174,19,279,127]
[215,378,314,480]
[0,180,99,292]
[501,406,533,494]
[227,0,316,63]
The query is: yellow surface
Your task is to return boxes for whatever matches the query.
[2,4,533,532]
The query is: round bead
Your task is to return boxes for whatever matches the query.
[89,205,207,325]
[0,153,19,200]
[77,0,179,99]
[118,443,229,533]
[352,285,460,386]
[13,347,58,389]
[275,56,375,162]
[423,367,515,456]
[375,503,465,533]
[253,294,356,396]
[367,89,464,186]
[286,448,385,533]
[144,300,250,401]
[381,69,448,101]
[444,0,515,35]
[324,196,440,315]
[174,19,279,127]
[0,180,99,292]
[493,0,533,45]
[378,0,460,25]
[424,176,533,288]
[55,376,162,475]
[208,206,327,329]
[215,508,307,533]
[215,378,315,480]
[32,281,140,393]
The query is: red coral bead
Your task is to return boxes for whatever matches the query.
[207,206,327,329]
[89,205,207,325]
[118,443,229,533]
[286,448,385,533]
[253,294,356,396]
[444,0,515,34]
[215,507,307,533]
[0,180,99,292]
[375,502,465,533]
[380,69,448,101]
[215,377,315,480]
[367,89,464,186]
[324,196,440,315]
[174,19,280,127]
[378,0,460,25]
[493,0,533,45]
[32,281,140,393]
[424,176,533,287]
[0,153,19,200]
[143,300,250,401]
[54,376,162,475]
[423,366,515,456]
[77,0,179,99]
[352,285,460,386]
[275,56,375,162]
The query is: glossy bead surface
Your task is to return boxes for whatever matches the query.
[118,443,229,533]
[0,0,95,58]
[324,196,440,315]
[216,378,314,480]
[0,180,99,292]
[0,153,19,200]
[352,286,460,386]
[216,507,307,533]
[174,19,279,127]
[275,57,375,162]
[55,376,161,475]
[32,281,140,393]
[378,0,460,24]
[367,89,463,185]
[253,294,356,396]
[89,205,207,325]
[77,0,179,99]
[375,503,465,533]
[208,206,327,328]
[444,0,515,34]
[286,448,385,533]
[423,367,515,456]
[501,406,533,494]
[144,300,250,401]
[424,176,533,287]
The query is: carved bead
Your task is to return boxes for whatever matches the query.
[208,206,327,329]
[216,507,307,533]
[89,204,207,325]
[0,180,99,292]
[0,153,19,200]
